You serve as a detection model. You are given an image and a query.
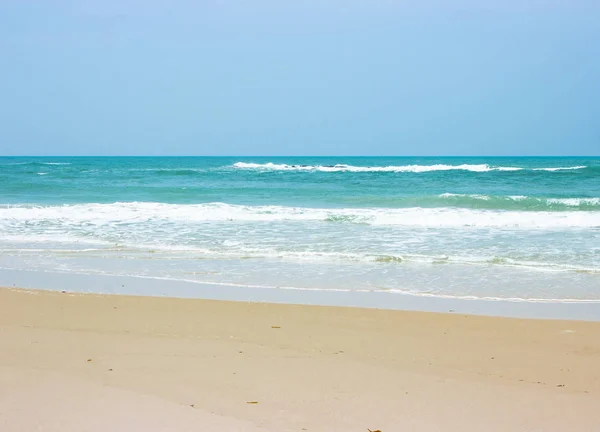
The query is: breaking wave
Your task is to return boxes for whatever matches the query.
[1,202,598,229]
[231,162,589,173]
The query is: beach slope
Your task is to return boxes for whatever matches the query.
[1,288,599,431]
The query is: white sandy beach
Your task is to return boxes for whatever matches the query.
[1,287,600,431]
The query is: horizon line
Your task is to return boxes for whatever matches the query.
[1,155,598,158]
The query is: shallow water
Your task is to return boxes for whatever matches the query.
[1,156,599,303]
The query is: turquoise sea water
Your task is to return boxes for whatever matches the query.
[1,156,599,302]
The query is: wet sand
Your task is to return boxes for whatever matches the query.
[1,287,600,431]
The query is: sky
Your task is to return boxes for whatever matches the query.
[0,1,599,156]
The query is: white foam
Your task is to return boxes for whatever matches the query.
[439,193,490,200]
[385,288,600,304]
[1,202,598,229]
[11,269,599,304]
[131,275,600,303]
[547,198,600,206]
[232,162,520,172]
[232,162,589,173]
[4,238,597,275]
[439,194,600,206]
[532,166,587,171]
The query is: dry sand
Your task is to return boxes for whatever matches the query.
[1,287,600,431]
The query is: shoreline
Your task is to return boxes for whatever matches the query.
[1,268,600,321]
[2,286,600,430]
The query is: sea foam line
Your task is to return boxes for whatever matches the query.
[532,166,588,171]
[231,162,589,173]
[4,267,599,304]
[439,194,600,206]
[1,202,599,228]
[2,239,599,275]
[148,275,600,304]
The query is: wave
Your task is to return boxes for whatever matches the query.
[437,194,600,210]
[1,202,598,228]
[0,240,586,273]
[231,162,589,173]
[546,198,600,206]
[232,162,521,172]
[159,248,600,275]
[5,241,597,275]
[532,166,588,171]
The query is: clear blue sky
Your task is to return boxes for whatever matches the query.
[1,1,598,156]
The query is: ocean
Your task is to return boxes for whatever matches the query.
[1,156,599,304]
